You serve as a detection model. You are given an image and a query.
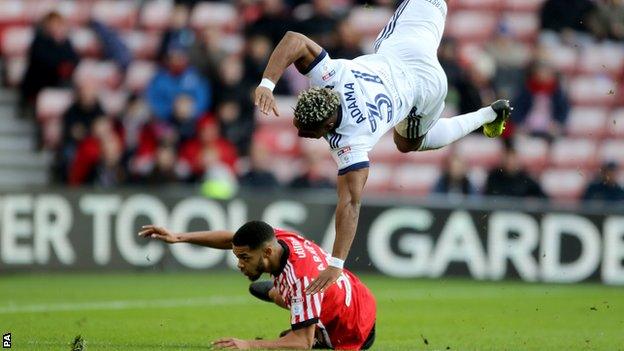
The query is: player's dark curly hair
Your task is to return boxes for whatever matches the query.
[233,221,275,249]
[294,87,340,129]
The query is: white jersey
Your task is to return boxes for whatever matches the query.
[304,0,448,174]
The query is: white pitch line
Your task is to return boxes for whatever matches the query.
[0,295,252,314]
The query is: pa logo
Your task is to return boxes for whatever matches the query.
[2,333,10,348]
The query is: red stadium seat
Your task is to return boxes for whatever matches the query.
[540,44,578,74]
[599,140,624,165]
[608,108,624,138]
[468,166,488,191]
[577,43,624,76]
[566,106,609,138]
[540,168,587,201]
[394,164,440,195]
[401,146,451,166]
[1,26,33,57]
[254,125,300,157]
[124,60,157,92]
[568,75,618,106]
[268,157,302,183]
[369,134,403,164]
[5,56,26,87]
[455,135,503,168]
[446,11,497,41]
[139,0,173,31]
[190,2,237,31]
[366,163,394,193]
[99,89,129,117]
[514,136,549,172]
[0,0,26,25]
[299,138,332,161]
[122,30,160,60]
[550,138,598,169]
[36,88,73,149]
[451,0,500,11]
[503,0,547,12]
[73,60,122,89]
[501,12,539,40]
[91,0,138,29]
[23,0,91,25]
[70,27,101,57]
[348,6,393,37]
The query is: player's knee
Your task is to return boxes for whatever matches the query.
[394,136,419,153]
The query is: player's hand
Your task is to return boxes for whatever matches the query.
[254,86,279,117]
[138,225,178,244]
[213,337,251,349]
[306,266,342,295]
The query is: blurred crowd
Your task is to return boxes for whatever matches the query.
[7,0,624,202]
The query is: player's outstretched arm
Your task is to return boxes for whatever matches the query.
[214,324,315,350]
[138,225,234,249]
[255,31,322,116]
[306,167,369,295]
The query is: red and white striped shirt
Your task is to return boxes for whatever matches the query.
[272,229,376,350]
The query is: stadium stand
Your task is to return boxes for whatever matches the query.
[0,0,621,202]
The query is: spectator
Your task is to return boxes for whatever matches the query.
[586,0,624,41]
[484,147,547,198]
[582,162,624,202]
[157,5,196,62]
[512,61,570,142]
[146,47,211,123]
[189,26,228,82]
[433,154,475,196]
[540,0,596,34]
[89,19,132,71]
[120,95,150,156]
[289,152,333,189]
[178,116,238,180]
[239,142,280,189]
[200,148,239,200]
[247,0,294,46]
[216,100,255,156]
[331,19,364,59]
[244,34,293,94]
[438,38,482,115]
[169,94,200,142]
[20,11,79,114]
[297,0,340,49]
[93,134,127,187]
[213,55,254,117]
[486,24,531,99]
[144,144,179,184]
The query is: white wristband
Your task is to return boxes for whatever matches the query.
[327,256,344,269]
[259,78,276,92]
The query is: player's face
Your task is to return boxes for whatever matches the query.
[232,245,267,281]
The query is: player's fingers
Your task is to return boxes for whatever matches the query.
[271,100,279,117]
[306,278,323,295]
[138,229,152,237]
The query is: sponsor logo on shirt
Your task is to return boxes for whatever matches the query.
[337,147,352,165]
[322,64,336,81]
[292,297,304,315]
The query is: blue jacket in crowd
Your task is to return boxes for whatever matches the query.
[146,67,211,121]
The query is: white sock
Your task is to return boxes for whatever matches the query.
[418,107,497,151]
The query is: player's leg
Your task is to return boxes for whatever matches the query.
[394,100,511,152]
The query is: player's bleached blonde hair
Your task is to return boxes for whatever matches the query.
[293,87,340,128]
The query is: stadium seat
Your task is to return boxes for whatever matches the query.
[369,134,403,164]
[23,0,91,25]
[36,88,73,149]
[401,146,451,166]
[566,106,609,138]
[452,0,500,11]
[568,75,618,106]
[124,60,157,92]
[549,138,598,169]
[0,0,26,25]
[1,26,33,57]
[268,157,302,183]
[139,0,173,31]
[190,2,237,31]
[122,30,160,60]
[540,44,578,74]
[219,34,245,55]
[446,11,497,41]
[366,163,394,193]
[599,140,624,165]
[299,138,333,161]
[455,135,503,168]
[503,0,547,12]
[5,56,26,87]
[348,6,393,37]
[70,27,101,57]
[254,125,300,157]
[540,168,587,201]
[514,136,549,172]
[91,0,138,29]
[577,43,624,76]
[608,108,624,138]
[255,95,296,126]
[73,60,122,89]
[99,89,129,117]
[393,164,440,195]
[468,166,488,192]
[501,12,539,40]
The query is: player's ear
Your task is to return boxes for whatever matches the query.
[263,245,272,258]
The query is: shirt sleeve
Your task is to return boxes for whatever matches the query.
[303,49,339,87]
[289,276,323,330]
[330,145,370,176]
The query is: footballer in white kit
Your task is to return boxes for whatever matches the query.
[255,0,512,294]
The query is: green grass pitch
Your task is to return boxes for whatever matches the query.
[0,272,622,350]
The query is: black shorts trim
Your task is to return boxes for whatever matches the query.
[291,318,319,331]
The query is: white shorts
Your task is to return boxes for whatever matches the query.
[374,0,449,139]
